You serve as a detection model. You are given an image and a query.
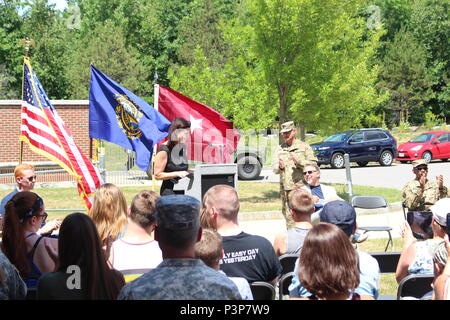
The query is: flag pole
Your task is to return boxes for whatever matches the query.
[151,72,159,192]
[18,38,35,164]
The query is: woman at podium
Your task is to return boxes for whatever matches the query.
[154,117,191,195]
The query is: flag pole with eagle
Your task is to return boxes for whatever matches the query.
[19,56,103,209]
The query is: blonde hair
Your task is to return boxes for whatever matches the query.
[194,229,223,268]
[89,183,128,246]
[14,163,35,178]
[288,188,314,215]
[203,185,239,222]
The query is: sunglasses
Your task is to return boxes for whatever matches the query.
[415,166,428,171]
[36,212,48,221]
[25,176,37,182]
[303,170,316,175]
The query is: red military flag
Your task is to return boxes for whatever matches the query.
[157,85,239,163]
[19,57,102,209]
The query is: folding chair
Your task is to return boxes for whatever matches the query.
[397,274,434,300]
[278,271,294,300]
[250,281,276,300]
[120,268,151,283]
[279,254,298,276]
[369,251,401,274]
[351,196,393,251]
[369,251,401,300]
[26,287,37,300]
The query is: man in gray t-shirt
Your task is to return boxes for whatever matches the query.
[273,188,315,256]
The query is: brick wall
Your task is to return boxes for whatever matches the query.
[0,100,92,164]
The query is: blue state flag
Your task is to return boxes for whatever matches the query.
[89,65,170,171]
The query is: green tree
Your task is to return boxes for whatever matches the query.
[377,27,434,125]
[0,0,24,98]
[249,0,385,137]
[408,0,450,121]
[66,21,149,99]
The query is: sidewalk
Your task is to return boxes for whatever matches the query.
[238,205,405,245]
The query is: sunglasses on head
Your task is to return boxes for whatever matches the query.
[303,170,316,175]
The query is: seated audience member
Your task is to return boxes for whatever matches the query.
[0,251,27,300]
[195,228,253,300]
[433,234,450,300]
[108,190,163,273]
[396,197,448,283]
[0,163,61,235]
[289,200,379,299]
[201,184,282,284]
[273,188,314,256]
[1,191,58,288]
[118,195,242,300]
[37,213,125,300]
[294,222,373,300]
[402,159,447,212]
[89,183,128,247]
[301,162,342,212]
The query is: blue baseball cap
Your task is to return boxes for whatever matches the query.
[319,200,356,237]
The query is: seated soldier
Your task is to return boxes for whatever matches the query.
[402,159,447,212]
[118,195,242,300]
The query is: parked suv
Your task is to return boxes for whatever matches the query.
[311,129,397,169]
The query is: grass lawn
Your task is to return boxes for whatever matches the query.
[0,181,403,219]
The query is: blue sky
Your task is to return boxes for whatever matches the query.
[48,0,68,11]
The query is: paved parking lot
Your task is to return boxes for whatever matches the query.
[260,161,450,190]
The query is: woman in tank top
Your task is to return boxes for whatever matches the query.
[1,191,58,288]
[154,117,191,196]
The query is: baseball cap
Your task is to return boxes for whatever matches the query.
[412,159,429,168]
[156,195,200,230]
[320,200,356,237]
[430,198,450,227]
[280,121,295,133]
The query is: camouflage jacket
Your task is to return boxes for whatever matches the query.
[0,251,27,300]
[118,258,242,300]
[402,179,448,211]
[272,139,318,190]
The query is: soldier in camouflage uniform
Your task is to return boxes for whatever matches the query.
[402,159,448,212]
[118,195,242,300]
[272,121,318,229]
[0,250,26,300]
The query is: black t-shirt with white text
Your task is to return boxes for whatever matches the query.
[219,232,282,283]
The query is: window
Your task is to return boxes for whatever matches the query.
[436,134,449,143]
[350,132,364,143]
[365,131,380,141]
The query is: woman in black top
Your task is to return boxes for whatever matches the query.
[154,117,191,195]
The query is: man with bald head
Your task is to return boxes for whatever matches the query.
[201,185,282,285]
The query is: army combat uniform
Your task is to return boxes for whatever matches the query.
[272,139,318,228]
[402,180,448,212]
[118,258,242,300]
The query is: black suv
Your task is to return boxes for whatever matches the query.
[311,129,397,169]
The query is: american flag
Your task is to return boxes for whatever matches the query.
[19,57,102,209]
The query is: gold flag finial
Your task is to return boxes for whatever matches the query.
[19,38,36,57]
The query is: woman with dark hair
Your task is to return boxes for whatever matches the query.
[1,191,58,288]
[37,212,125,300]
[154,117,191,195]
[296,223,372,300]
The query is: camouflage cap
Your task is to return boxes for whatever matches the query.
[412,159,429,168]
[156,195,200,230]
[280,121,295,133]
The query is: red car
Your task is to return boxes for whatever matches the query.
[396,131,450,163]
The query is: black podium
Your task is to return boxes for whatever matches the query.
[172,164,238,202]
